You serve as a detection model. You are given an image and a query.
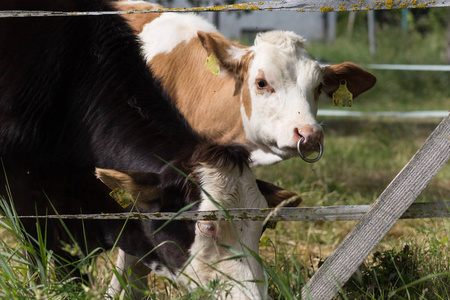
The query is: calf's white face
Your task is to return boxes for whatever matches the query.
[243,31,323,163]
[96,162,269,299]
[185,164,268,299]
[198,29,376,166]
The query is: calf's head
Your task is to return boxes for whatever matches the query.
[198,30,376,165]
[96,145,284,299]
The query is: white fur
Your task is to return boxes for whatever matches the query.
[241,31,323,165]
[182,164,268,299]
[106,164,269,299]
[106,249,151,299]
[149,261,177,279]
[120,0,148,4]
[139,13,218,62]
[227,45,248,62]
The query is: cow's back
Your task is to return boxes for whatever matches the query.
[0,0,201,251]
[130,9,376,167]
[0,0,199,172]
[114,1,163,33]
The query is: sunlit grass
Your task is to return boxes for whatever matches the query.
[253,117,449,299]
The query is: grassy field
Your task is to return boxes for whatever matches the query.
[1,9,449,300]
[1,117,448,299]
[255,116,449,299]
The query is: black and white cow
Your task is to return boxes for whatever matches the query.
[0,1,300,298]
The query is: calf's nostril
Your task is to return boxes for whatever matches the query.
[294,128,304,141]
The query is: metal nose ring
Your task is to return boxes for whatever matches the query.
[297,137,323,163]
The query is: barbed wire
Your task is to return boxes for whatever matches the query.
[2,202,448,221]
[1,0,449,18]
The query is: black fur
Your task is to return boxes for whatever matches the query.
[0,0,250,274]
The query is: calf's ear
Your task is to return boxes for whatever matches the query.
[256,179,302,208]
[198,31,251,78]
[321,62,376,98]
[257,179,302,230]
[95,168,161,209]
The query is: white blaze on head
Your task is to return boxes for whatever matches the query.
[139,13,218,62]
[184,164,268,299]
[241,31,323,163]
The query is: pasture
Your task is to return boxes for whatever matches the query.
[1,117,448,299]
[1,6,449,300]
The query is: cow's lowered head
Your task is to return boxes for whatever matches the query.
[95,144,299,299]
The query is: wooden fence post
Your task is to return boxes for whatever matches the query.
[301,113,450,300]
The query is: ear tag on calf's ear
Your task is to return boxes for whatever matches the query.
[332,79,353,107]
[110,188,134,208]
[206,53,220,76]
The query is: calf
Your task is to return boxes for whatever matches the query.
[117,1,376,166]
[0,1,295,298]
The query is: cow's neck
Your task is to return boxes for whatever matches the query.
[247,147,284,167]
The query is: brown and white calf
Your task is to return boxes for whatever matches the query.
[117,2,376,166]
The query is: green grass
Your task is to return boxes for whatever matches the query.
[255,117,449,206]
[1,117,448,299]
[0,196,114,299]
[253,117,449,299]
[306,10,450,112]
[1,9,449,299]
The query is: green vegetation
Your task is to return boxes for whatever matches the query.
[255,117,449,299]
[1,117,448,299]
[0,197,113,299]
[307,9,450,112]
[0,8,449,300]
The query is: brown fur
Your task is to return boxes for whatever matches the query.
[322,62,377,98]
[255,69,275,95]
[114,1,163,33]
[150,36,251,144]
[190,143,250,174]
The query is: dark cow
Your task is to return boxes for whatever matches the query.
[0,1,298,299]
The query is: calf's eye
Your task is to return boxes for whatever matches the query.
[197,221,217,238]
[257,80,268,89]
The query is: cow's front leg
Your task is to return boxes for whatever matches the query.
[106,248,151,299]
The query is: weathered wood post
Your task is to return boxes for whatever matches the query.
[301,113,450,300]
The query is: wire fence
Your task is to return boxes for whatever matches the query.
[1,0,450,18]
[2,201,448,221]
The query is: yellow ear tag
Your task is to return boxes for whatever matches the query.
[109,188,133,208]
[332,79,353,107]
[206,53,220,76]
